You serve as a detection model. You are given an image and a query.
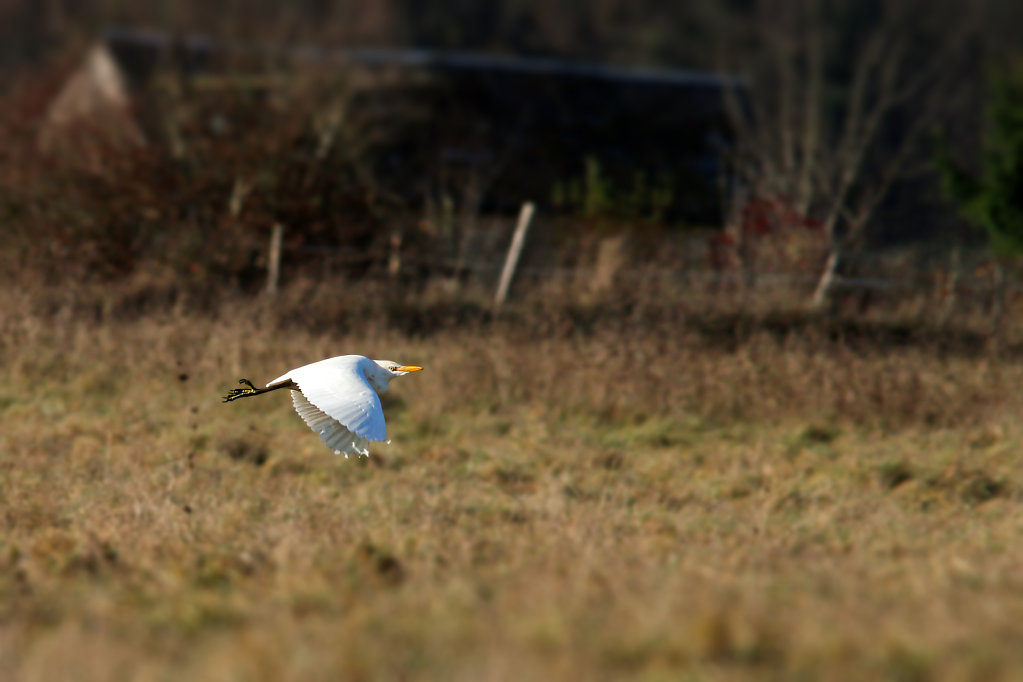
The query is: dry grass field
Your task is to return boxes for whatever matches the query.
[3,280,1023,681]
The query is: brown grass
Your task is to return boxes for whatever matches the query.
[3,280,1023,681]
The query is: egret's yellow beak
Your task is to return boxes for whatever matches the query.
[397,365,423,373]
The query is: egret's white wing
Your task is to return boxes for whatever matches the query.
[274,356,387,443]
[291,390,372,457]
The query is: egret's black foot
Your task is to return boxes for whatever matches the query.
[223,379,259,403]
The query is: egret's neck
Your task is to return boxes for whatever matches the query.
[363,364,392,394]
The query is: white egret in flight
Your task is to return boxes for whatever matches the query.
[223,355,423,458]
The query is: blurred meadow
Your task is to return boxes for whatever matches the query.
[4,1,1023,681]
[5,281,1023,681]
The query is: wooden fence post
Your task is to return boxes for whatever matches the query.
[266,222,284,296]
[388,229,403,278]
[494,202,535,307]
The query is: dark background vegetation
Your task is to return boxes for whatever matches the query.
[1,0,1022,324]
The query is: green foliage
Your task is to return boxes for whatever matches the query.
[935,58,1023,258]
[552,156,675,225]
[583,156,613,218]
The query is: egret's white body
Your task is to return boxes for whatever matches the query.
[224,355,422,458]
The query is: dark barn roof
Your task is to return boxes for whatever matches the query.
[86,27,751,223]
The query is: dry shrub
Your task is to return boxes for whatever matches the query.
[0,61,401,285]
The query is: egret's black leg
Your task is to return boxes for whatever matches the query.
[222,378,296,403]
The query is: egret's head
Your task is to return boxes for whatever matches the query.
[364,359,423,393]
[374,360,424,377]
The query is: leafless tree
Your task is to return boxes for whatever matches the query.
[717,0,978,308]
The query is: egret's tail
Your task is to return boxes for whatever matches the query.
[222,378,295,403]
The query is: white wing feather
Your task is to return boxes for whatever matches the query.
[269,356,387,456]
[291,391,372,457]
